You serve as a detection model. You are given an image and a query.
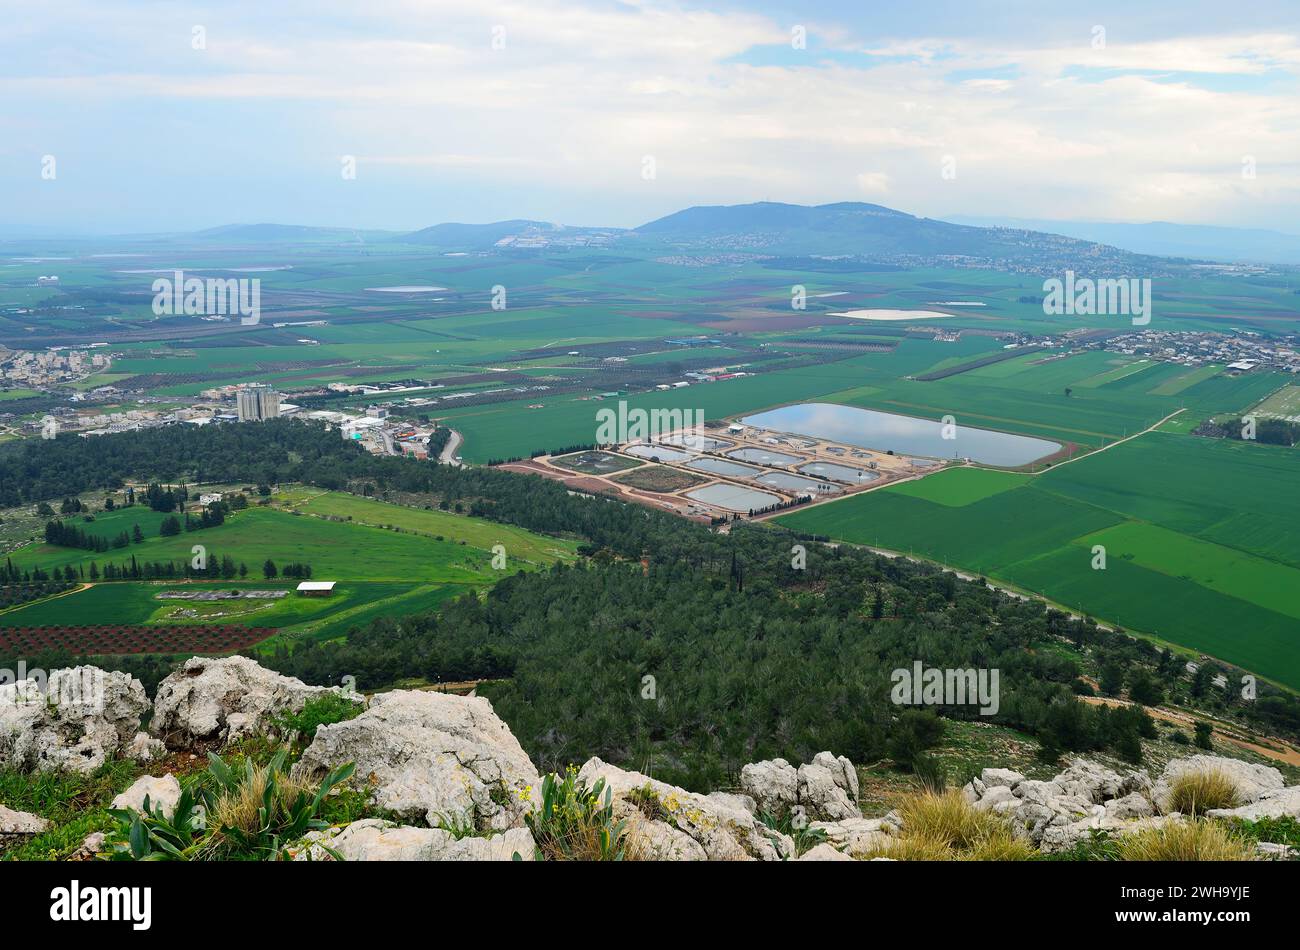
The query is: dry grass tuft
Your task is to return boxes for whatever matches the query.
[864,788,1036,861]
[1164,769,1240,817]
[1117,820,1254,861]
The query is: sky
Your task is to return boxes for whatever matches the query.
[2,0,1300,235]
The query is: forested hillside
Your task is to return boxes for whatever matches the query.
[4,420,1298,791]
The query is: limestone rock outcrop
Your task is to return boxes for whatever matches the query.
[291,819,536,861]
[740,751,860,821]
[111,774,183,820]
[0,805,48,849]
[292,689,539,832]
[0,667,153,774]
[151,656,350,747]
[579,756,795,860]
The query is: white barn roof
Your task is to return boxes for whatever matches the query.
[296,581,336,592]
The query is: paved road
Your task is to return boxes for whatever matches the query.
[438,429,462,466]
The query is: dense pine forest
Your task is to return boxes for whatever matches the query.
[3,420,1299,789]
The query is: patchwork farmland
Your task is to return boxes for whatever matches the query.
[0,489,579,653]
[777,431,1300,689]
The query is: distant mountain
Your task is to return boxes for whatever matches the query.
[192,224,396,243]
[946,215,1300,266]
[396,219,624,249]
[629,201,1144,267]
[151,204,1271,272]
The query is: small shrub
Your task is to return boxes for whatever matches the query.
[525,766,628,861]
[625,784,665,823]
[1229,815,1300,851]
[273,692,364,744]
[887,709,945,773]
[912,754,947,793]
[1164,769,1239,817]
[432,809,481,840]
[1116,821,1253,861]
[101,748,354,861]
[1038,829,1122,862]
[756,810,829,858]
[867,833,953,862]
[865,789,1035,861]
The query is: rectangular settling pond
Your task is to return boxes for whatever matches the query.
[685,483,782,512]
[741,403,1061,467]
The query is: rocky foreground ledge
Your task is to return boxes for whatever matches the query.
[1,657,1298,861]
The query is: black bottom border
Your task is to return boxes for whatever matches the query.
[6,858,1293,937]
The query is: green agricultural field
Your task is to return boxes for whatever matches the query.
[1,491,581,649]
[1252,384,1300,419]
[43,505,174,542]
[275,487,581,567]
[887,466,1026,506]
[1075,522,1300,621]
[777,431,1300,689]
[440,353,904,462]
[8,506,491,582]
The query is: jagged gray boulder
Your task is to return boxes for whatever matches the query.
[1207,785,1300,821]
[578,756,792,860]
[812,751,860,804]
[1104,792,1155,821]
[972,784,1017,813]
[739,751,860,822]
[1053,760,1124,804]
[292,689,538,832]
[960,758,1177,851]
[111,774,182,820]
[1255,841,1297,860]
[1039,814,1181,853]
[739,758,799,814]
[0,667,152,774]
[0,805,48,848]
[291,819,535,861]
[980,768,1024,789]
[809,816,891,857]
[151,656,350,747]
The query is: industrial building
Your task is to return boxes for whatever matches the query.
[236,385,281,422]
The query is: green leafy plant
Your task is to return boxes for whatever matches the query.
[103,788,209,861]
[271,693,364,745]
[757,810,829,858]
[199,749,354,860]
[432,808,481,840]
[525,766,627,861]
[100,749,355,861]
[1229,815,1300,852]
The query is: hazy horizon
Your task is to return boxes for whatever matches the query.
[4,0,1300,234]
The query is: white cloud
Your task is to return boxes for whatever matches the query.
[2,0,1298,229]
[855,171,892,195]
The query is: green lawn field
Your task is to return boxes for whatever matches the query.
[776,430,1300,689]
[1,489,580,650]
